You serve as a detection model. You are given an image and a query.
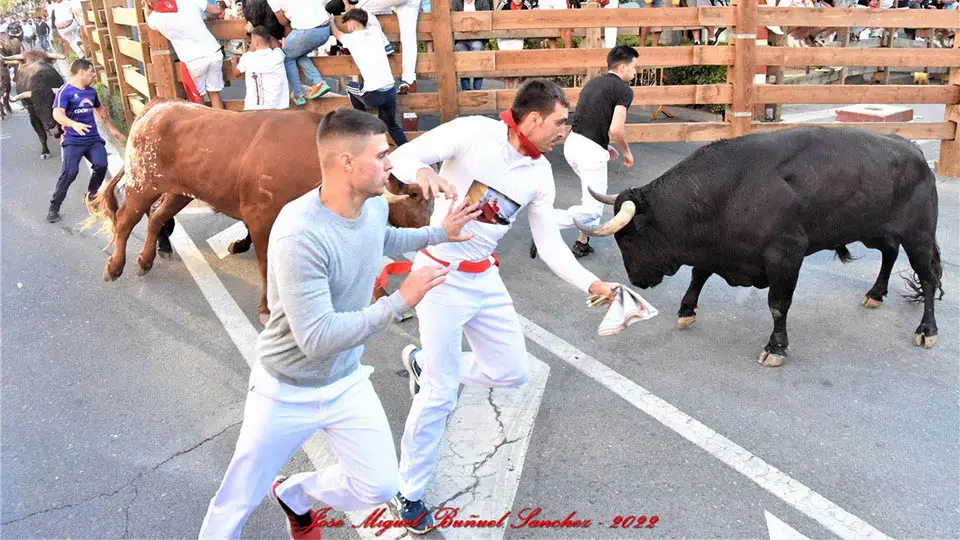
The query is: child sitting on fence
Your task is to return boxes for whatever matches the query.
[229,25,289,110]
[331,9,408,146]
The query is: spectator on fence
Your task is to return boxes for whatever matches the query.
[50,0,83,57]
[267,0,333,106]
[145,0,226,109]
[452,0,490,91]
[637,0,665,48]
[47,58,124,224]
[332,0,421,94]
[22,17,35,48]
[37,17,49,50]
[331,9,408,146]
[496,0,529,89]
[535,0,572,49]
[229,25,289,110]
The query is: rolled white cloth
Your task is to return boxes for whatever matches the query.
[589,284,659,336]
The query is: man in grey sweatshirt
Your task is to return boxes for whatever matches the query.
[199,109,479,539]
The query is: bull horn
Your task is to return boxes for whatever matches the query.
[383,190,410,203]
[588,186,618,205]
[575,200,637,237]
[5,53,23,61]
[10,91,31,101]
[46,52,66,60]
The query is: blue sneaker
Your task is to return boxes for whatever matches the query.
[292,94,306,106]
[389,493,434,535]
[401,344,422,397]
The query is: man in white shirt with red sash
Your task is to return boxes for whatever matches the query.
[386,79,618,534]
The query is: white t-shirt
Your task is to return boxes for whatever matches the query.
[22,21,36,37]
[50,1,76,29]
[147,0,221,64]
[237,48,290,110]
[338,28,395,93]
[464,1,477,10]
[390,116,599,293]
[266,0,329,30]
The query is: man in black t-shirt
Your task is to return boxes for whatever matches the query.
[535,45,638,259]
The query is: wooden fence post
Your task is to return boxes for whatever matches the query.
[935,37,959,177]
[727,0,757,138]
[583,2,602,84]
[139,0,179,100]
[431,0,459,122]
[103,0,135,126]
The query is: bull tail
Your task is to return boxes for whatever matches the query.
[81,166,124,247]
[901,242,945,303]
[833,245,857,263]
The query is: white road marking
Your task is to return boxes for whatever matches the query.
[517,314,893,540]
[179,206,216,216]
[206,221,248,260]
[765,510,812,540]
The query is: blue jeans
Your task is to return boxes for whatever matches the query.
[348,85,407,146]
[51,139,107,211]
[455,40,483,91]
[39,35,48,50]
[283,24,332,98]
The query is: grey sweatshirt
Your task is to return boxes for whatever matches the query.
[256,190,447,387]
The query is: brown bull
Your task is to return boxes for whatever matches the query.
[88,100,431,322]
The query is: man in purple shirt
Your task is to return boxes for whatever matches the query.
[47,58,122,223]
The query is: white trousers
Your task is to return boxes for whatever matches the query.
[57,20,84,58]
[355,0,420,83]
[554,131,610,232]
[398,254,529,501]
[198,366,398,539]
[604,0,620,48]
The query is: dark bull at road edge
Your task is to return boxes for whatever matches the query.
[578,126,944,367]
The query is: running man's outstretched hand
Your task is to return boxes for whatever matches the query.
[441,199,480,242]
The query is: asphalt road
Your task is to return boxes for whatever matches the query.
[2,100,957,539]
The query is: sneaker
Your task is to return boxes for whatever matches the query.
[398,80,417,95]
[529,240,537,259]
[46,209,61,223]
[271,476,322,539]
[388,492,434,535]
[307,81,331,99]
[571,239,594,258]
[401,344,422,397]
[292,94,306,106]
[385,42,395,54]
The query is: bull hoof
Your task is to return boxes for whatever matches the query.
[40,153,50,160]
[136,257,153,276]
[861,296,883,309]
[677,315,696,329]
[158,250,172,260]
[258,312,269,326]
[228,240,251,255]
[103,265,122,282]
[913,333,937,349]
[758,349,786,367]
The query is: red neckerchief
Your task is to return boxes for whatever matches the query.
[152,0,179,13]
[499,109,542,159]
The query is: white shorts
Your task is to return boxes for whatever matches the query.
[539,0,569,8]
[184,50,224,95]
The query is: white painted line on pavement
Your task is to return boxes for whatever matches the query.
[517,314,893,540]
[765,510,812,540]
[206,221,248,260]
[180,206,216,216]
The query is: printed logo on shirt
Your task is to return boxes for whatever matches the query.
[465,180,521,226]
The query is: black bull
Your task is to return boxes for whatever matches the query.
[579,126,943,367]
[5,50,66,159]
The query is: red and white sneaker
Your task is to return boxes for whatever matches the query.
[271,476,323,540]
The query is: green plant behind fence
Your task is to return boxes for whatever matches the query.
[92,82,129,137]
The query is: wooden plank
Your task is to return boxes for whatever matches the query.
[430,0,459,121]
[457,84,731,112]
[626,122,732,142]
[122,65,151,97]
[103,0,135,126]
[116,36,144,62]
[582,3,602,83]
[489,6,735,29]
[936,38,958,177]
[112,6,139,27]
[729,0,757,136]
[751,122,954,140]
[756,84,959,104]
[756,47,957,67]
[457,46,733,73]
[756,6,960,29]
[128,94,146,117]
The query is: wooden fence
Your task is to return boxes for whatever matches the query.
[78,0,960,175]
